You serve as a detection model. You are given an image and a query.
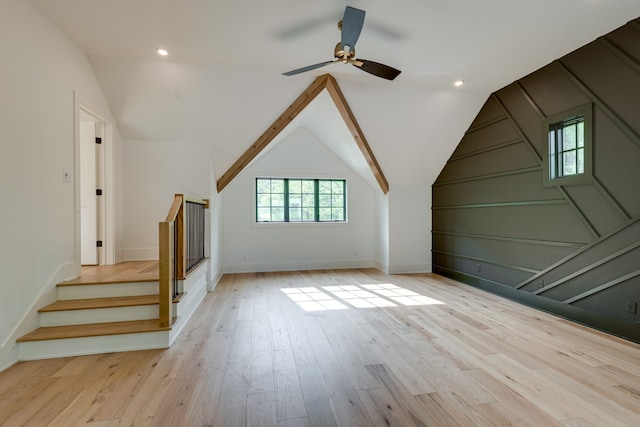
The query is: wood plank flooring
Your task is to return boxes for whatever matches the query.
[2,269,640,426]
[60,261,159,285]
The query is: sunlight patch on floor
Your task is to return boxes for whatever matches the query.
[281,283,444,312]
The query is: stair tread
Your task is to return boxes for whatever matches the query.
[57,278,158,287]
[39,295,160,312]
[17,319,175,342]
[58,261,159,286]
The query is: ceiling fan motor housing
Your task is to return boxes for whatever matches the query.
[334,42,355,62]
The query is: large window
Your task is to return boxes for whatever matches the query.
[542,104,592,187]
[256,178,346,222]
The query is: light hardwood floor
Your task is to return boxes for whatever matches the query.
[1,269,640,426]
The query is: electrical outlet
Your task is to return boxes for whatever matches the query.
[62,170,72,182]
[626,300,637,314]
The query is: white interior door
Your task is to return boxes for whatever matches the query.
[80,117,98,265]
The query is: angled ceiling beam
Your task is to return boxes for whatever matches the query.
[324,74,389,194]
[216,73,389,194]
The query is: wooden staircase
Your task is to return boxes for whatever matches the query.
[16,261,207,361]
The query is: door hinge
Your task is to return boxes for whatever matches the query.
[96,189,103,196]
[97,240,103,247]
[95,137,102,144]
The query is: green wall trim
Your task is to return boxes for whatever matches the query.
[555,60,640,149]
[466,116,509,134]
[598,37,640,73]
[534,239,640,295]
[449,137,523,162]
[516,216,640,289]
[433,266,640,344]
[433,199,566,210]
[432,249,540,274]
[432,166,541,187]
[432,230,584,248]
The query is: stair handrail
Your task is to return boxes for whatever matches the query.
[159,194,209,328]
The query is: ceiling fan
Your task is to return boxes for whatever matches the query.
[282,6,401,81]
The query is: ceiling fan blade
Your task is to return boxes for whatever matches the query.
[282,60,335,76]
[341,6,365,50]
[353,59,401,81]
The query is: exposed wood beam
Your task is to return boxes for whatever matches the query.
[216,74,389,194]
[216,75,327,193]
[324,75,389,194]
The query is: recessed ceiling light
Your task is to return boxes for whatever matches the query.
[454,80,464,87]
[156,48,169,56]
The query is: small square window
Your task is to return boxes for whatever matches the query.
[542,104,592,187]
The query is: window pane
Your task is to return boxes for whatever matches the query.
[289,179,301,193]
[319,195,331,207]
[563,125,577,150]
[332,208,344,221]
[257,194,271,207]
[332,195,344,207]
[302,180,314,193]
[577,122,584,148]
[563,150,577,176]
[318,180,332,193]
[302,207,314,221]
[289,195,301,208]
[302,194,315,207]
[257,207,271,222]
[271,193,284,207]
[332,181,344,194]
[257,179,271,193]
[319,207,331,221]
[271,179,285,193]
[271,207,285,221]
[577,148,584,174]
[289,208,301,222]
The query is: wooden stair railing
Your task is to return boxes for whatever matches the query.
[159,194,209,328]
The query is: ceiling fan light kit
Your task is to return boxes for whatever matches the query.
[283,6,401,81]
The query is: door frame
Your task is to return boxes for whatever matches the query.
[74,96,116,266]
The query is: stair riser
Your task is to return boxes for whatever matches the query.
[18,332,170,360]
[39,305,162,327]
[57,281,159,300]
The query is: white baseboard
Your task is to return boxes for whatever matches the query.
[222,258,375,274]
[387,263,432,274]
[1,261,78,370]
[122,247,158,261]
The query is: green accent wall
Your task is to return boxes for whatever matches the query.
[432,18,640,343]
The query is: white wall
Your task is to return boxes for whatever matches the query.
[0,0,119,370]
[375,193,390,273]
[221,127,377,273]
[122,140,212,261]
[388,185,432,273]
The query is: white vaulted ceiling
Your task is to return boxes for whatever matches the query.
[29,0,640,187]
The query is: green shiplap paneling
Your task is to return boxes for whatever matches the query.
[438,143,539,183]
[467,96,506,130]
[450,118,516,158]
[432,17,640,343]
[432,170,562,207]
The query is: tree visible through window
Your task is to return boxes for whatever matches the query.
[256,178,346,222]
[542,104,592,187]
[549,115,584,179]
